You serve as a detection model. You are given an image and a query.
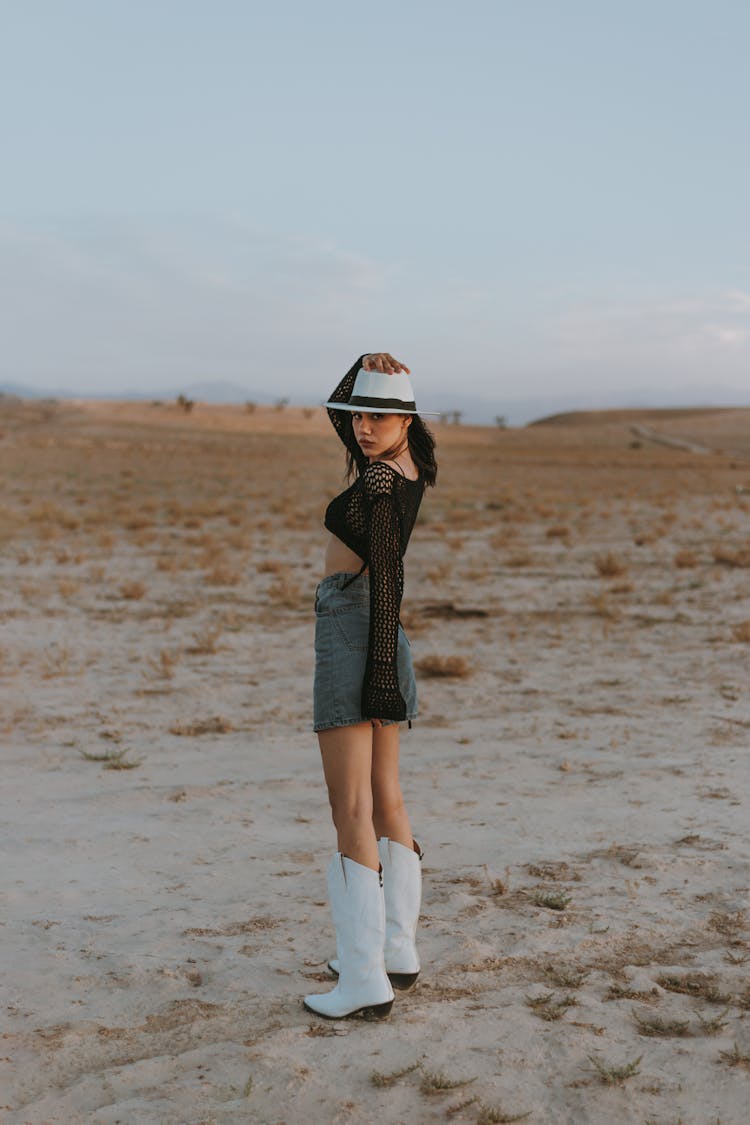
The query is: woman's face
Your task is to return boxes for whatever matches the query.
[351,411,411,460]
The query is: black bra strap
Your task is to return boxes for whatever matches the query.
[340,561,367,589]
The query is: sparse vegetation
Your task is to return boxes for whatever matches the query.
[531,889,572,911]
[594,551,628,577]
[369,1062,421,1087]
[4,392,750,1122]
[476,1105,531,1124]
[713,544,750,567]
[656,973,731,1004]
[525,991,577,1021]
[415,654,472,678]
[419,1069,476,1095]
[719,1042,750,1069]
[587,1053,642,1085]
[169,716,234,736]
[632,1010,691,1037]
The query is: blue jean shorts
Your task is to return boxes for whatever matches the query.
[313,572,418,733]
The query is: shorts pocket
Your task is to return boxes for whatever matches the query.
[331,603,369,652]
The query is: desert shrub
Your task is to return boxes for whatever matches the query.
[595,552,627,577]
[267,574,302,608]
[119,581,146,600]
[416,654,472,678]
[203,565,242,586]
[713,544,750,568]
[506,551,533,568]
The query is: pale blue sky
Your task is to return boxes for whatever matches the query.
[2,0,749,418]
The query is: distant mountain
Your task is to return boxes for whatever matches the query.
[179,379,261,403]
[0,381,45,398]
[0,379,271,405]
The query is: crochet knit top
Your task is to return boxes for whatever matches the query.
[324,355,425,720]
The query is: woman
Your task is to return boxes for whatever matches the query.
[303,351,438,1020]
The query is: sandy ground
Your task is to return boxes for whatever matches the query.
[2,396,750,1124]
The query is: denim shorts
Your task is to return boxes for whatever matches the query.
[313,572,418,733]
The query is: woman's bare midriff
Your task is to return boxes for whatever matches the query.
[324,532,367,579]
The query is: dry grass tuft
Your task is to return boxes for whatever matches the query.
[587,1053,642,1086]
[542,964,588,989]
[267,574,303,608]
[696,1008,731,1035]
[713,544,750,568]
[525,991,577,1021]
[674,549,700,568]
[415,654,472,679]
[719,1043,750,1069]
[446,1097,480,1117]
[724,949,750,967]
[594,551,628,577]
[40,647,74,678]
[369,1062,421,1087]
[588,592,620,620]
[526,861,580,883]
[257,558,285,574]
[476,1105,532,1124]
[79,747,141,770]
[731,621,750,643]
[505,551,534,569]
[656,972,731,1004]
[419,1069,476,1096]
[707,911,747,937]
[530,888,571,911]
[119,580,147,600]
[632,1010,691,1037]
[203,564,243,586]
[146,649,180,680]
[169,716,234,736]
[605,983,660,1004]
[186,628,223,655]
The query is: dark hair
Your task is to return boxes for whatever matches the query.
[343,414,438,487]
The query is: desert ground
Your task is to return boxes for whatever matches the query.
[2,393,750,1124]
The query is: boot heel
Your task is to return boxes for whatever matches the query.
[388,970,419,991]
[361,998,394,1021]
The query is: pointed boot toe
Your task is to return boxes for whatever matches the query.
[303,854,394,1020]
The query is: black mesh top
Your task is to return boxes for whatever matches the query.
[324,355,425,720]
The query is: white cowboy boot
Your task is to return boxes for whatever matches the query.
[328,837,424,991]
[304,853,394,1020]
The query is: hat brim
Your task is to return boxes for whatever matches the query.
[322,401,440,416]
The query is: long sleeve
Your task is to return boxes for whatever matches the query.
[326,355,369,456]
[361,463,407,720]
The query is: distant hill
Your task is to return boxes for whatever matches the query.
[529,406,741,427]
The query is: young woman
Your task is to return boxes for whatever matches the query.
[304,351,438,1020]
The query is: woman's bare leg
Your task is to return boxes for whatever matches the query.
[318,722,379,871]
[371,723,414,849]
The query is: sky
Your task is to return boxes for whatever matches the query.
[2,0,749,421]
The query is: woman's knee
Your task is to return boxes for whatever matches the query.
[327,787,374,831]
[372,787,405,828]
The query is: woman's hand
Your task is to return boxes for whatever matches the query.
[362,353,410,375]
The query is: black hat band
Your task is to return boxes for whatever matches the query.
[347,394,417,411]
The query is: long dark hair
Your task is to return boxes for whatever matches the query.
[343,414,438,486]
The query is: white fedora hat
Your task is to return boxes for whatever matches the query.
[323,368,439,416]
